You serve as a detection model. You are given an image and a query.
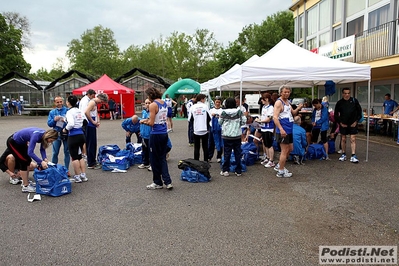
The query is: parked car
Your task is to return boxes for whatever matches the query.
[245,93,261,114]
[291,97,311,108]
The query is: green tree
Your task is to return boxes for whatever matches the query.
[238,10,294,56]
[66,25,121,78]
[188,29,221,83]
[216,40,247,75]
[30,58,65,81]
[2,11,32,49]
[0,14,31,77]
[163,31,192,80]
[216,10,294,73]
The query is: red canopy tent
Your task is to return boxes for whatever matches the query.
[72,74,135,118]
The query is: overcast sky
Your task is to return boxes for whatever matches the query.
[4,0,290,72]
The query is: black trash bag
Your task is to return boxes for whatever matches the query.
[178,158,211,179]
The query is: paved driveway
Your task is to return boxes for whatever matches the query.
[0,116,398,265]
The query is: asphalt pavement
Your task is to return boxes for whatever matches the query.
[0,115,398,266]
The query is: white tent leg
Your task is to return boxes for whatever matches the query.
[365,79,370,162]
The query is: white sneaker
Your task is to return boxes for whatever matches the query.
[276,169,292,178]
[138,164,150,169]
[20,180,35,187]
[350,155,359,163]
[74,175,82,183]
[21,184,36,193]
[217,158,221,163]
[273,163,280,171]
[260,158,269,165]
[339,154,347,161]
[9,176,22,185]
[147,166,152,171]
[234,172,242,177]
[337,150,343,154]
[220,171,229,177]
[146,183,163,190]
[166,184,173,190]
[265,161,275,168]
[80,173,88,182]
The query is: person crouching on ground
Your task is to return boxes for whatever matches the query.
[122,115,142,144]
[0,154,36,185]
[0,128,58,193]
[218,97,247,177]
[291,116,308,165]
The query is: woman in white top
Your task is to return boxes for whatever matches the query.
[64,95,87,183]
[258,93,276,168]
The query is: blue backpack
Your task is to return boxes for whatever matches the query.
[241,142,259,166]
[327,140,336,154]
[306,144,327,160]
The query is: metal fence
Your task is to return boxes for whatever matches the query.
[354,19,398,63]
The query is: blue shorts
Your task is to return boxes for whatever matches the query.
[167,107,173,118]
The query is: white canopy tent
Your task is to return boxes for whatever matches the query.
[202,38,372,161]
[200,55,259,93]
[241,39,370,87]
[241,39,371,161]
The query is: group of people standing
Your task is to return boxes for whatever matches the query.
[185,85,364,179]
[0,84,366,195]
[2,98,23,116]
[0,90,109,193]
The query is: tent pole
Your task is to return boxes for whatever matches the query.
[366,79,370,162]
[240,80,243,111]
[42,90,46,106]
[120,94,123,120]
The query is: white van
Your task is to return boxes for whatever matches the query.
[245,94,261,114]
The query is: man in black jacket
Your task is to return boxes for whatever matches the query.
[334,87,362,163]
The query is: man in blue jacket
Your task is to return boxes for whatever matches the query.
[122,115,142,144]
[291,116,307,164]
[47,96,70,173]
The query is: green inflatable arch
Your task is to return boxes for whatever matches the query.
[162,78,200,99]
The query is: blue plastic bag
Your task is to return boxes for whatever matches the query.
[34,164,71,197]
[97,144,120,164]
[306,143,327,160]
[180,167,210,183]
[241,142,259,166]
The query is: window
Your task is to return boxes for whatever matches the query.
[307,37,317,50]
[299,15,304,40]
[334,0,343,23]
[346,0,366,17]
[369,0,384,7]
[319,31,330,46]
[333,27,342,41]
[373,84,391,103]
[307,6,318,35]
[319,0,331,30]
[347,16,364,36]
[394,84,399,101]
[368,4,389,29]
[356,85,369,107]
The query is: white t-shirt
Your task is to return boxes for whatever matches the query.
[78,95,90,120]
[209,107,223,117]
[188,102,210,136]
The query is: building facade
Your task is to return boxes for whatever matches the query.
[290,0,399,113]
